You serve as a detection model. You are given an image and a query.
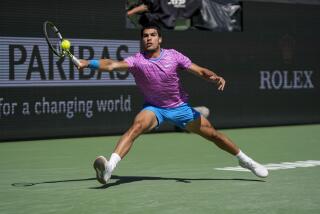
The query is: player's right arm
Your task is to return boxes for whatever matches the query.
[78,59,129,72]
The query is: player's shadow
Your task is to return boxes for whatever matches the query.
[91,175,265,189]
[11,175,265,188]
[11,178,96,187]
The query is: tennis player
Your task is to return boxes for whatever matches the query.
[78,24,268,184]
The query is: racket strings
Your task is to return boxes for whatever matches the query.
[45,24,64,56]
[43,21,80,66]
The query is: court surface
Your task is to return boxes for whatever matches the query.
[0,124,319,214]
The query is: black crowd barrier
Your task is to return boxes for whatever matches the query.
[0,1,319,141]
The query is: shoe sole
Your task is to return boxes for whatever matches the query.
[93,156,108,184]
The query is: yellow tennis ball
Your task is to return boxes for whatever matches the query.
[61,39,71,50]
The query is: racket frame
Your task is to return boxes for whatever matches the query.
[43,21,80,67]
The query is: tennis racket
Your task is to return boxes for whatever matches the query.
[43,21,80,67]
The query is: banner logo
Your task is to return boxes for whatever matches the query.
[0,36,140,87]
[259,70,314,90]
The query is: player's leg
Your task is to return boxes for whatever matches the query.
[185,115,268,178]
[114,110,158,158]
[186,115,239,155]
[94,110,158,184]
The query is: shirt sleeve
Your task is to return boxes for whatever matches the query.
[172,49,192,70]
[124,54,137,74]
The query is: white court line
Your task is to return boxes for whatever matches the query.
[215,160,320,172]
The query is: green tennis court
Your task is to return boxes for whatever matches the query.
[1,124,319,214]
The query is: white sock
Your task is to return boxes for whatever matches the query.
[107,153,121,172]
[236,150,252,162]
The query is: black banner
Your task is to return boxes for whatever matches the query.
[0,1,319,141]
[0,87,143,140]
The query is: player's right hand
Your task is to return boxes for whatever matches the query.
[77,60,89,71]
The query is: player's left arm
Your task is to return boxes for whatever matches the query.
[187,63,226,91]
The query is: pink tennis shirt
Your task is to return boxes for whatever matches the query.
[124,49,192,108]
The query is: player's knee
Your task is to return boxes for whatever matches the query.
[131,121,144,135]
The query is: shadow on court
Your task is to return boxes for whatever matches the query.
[11,175,265,188]
[11,177,96,187]
[94,175,265,189]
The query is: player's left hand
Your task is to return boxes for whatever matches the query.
[210,76,226,91]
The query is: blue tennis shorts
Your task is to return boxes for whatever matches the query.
[142,103,201,129]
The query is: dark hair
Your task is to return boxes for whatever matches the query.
[140,23,162,38]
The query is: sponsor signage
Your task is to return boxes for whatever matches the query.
[0,36,140,87]
[259,70,314,90]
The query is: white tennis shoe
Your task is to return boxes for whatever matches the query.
[93,156,112,184]
[239,159,269,178]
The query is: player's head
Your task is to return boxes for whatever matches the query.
[141,24,162,53]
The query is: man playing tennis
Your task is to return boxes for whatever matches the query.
[78,24,268,184]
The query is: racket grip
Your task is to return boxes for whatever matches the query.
[71,55,81,67]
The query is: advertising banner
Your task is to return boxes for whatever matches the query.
[0,1,319,141]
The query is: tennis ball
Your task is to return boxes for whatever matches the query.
[61,39,71,50]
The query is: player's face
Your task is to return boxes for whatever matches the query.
[142,28,162,52]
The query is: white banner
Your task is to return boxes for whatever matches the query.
[0,36,140,87]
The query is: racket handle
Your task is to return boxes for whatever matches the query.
[71,55,80,67]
